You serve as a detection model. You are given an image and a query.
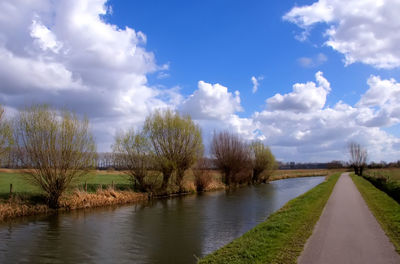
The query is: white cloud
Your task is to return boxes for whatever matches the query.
[30,19,63,53]
[251,76,263,93]
[251,73,400,162]
[298,53,327,68]
[267,71,330,112]
[356,75,400,127]
[180,81,242,120]
[284,0,400,69]
[179,73,400,162]
[1,0,400,162]
[0,0,173,151]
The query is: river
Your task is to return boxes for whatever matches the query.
[0,176,324,264]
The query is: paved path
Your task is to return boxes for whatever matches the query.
[298,173,400,264]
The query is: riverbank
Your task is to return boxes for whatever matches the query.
[199,173,340,264]
[0,169,340,222]
[351,174,400,253]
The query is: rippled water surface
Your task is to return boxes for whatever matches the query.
[0,176,324,264]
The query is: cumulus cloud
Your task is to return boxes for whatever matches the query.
[267,71,330,112]
[1,0,400,162]
[249,73,400,162]
[0,0,173,151]
[180,81,242,120]
[180,73,400,162]
[356,75,400,127]
[284,0,400,69]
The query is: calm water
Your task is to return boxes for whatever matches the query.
[0,176,324,264]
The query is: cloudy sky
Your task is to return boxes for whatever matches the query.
[1,0,400,162]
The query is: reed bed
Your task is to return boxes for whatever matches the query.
[60,188,148,210]
[0,197,50,221]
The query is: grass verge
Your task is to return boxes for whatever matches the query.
[351,174,400,253]
[199,173,340,264]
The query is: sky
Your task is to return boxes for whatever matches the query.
[1,0,400,162]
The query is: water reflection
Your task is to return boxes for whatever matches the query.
[0,177,324,264]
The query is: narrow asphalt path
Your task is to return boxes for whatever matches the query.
[298,173,400,264]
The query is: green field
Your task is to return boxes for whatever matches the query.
[0,171,130,200]
[199,173,340,264]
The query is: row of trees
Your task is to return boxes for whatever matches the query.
[113,110,276,192]
[0,105,276,208]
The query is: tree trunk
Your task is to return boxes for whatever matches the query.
[48,193,61,209]
[161,171,171,190]
[225,170,231,186]
[176,169,185,193]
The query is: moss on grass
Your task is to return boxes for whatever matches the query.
[199,173,340,264]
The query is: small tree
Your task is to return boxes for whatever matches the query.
[348,142,367,176]
[14,105,97,208]
[211,131,251,186]
[144,109,203,192]
[0,106,13,165]
[193,157,213,192]
[113,129,151,191]
[250,141,276,183]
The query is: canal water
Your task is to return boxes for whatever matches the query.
[0,176,324,264]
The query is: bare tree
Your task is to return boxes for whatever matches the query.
[0,106,13,165]
[211,131,251,186]
[14,105,97,208]
[348,142,367,176]
[144,109,203,192]
[193,157,213,192]
[250,141,276,183]
[113,129,151,191]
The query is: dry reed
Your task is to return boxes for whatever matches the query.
[60,188,148,210]
[0,197,50,221]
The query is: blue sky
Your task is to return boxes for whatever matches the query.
[1,0,400,162]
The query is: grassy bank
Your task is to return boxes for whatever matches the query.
[351,174,400,253]
[199,173,340,264]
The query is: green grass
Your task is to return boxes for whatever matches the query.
[199,173,340,264]
[351,174,400,253]
[0,171,131,200]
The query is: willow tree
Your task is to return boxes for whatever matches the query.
[250,141,276,183]
[348,142,367,176]
[14,105,97,208]
[144,109,203,191]
[0,106,13,164]
[211,131,251,186]
[113,129,151,191]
